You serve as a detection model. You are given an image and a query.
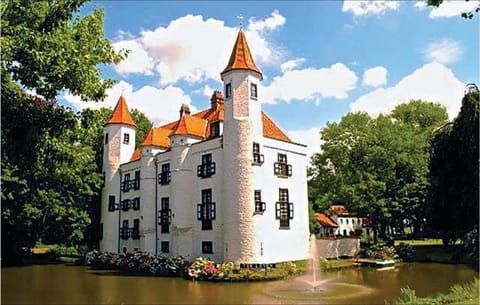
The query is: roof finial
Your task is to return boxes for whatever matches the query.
[237,14,243,30]
[121,85,125,96]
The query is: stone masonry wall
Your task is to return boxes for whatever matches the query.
[315,238,360,258]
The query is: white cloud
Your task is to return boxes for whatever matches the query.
[363,66,388,87]
[350,62,465,119]
[112,12,285,85]
[262,63,358,104]
[63,81,194,125]
[247,9,286,32]
[428,0,479,18]
[413,1,427,10]
[280,58,305,72]
[424,39,462,65]
[287,127,323,162]
[342,0,400,16]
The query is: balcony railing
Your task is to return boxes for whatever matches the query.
[197,162,216,178]
[274,162,292,177]
[252,153,264,165]
[158,171,171,185]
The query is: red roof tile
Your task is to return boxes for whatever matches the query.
[141,127,171,148]
[107,96,136,127]
[221,30,263,79]
[170,114,208,138]
[130,148,141,162]
[315,213,338,227]
[262,112,292,142]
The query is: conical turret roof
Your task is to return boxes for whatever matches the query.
[221,30,263,80]
[106,95,136,127]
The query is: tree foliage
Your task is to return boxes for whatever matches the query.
[427,0,479,19]
[427,91,479,244]
[309,101,448,241]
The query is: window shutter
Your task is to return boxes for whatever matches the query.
[274,162,280,175]
[211,203,216,220]
[287,165,293,177]
[197,204,202,220]
[157,210,162,225]
[289,203,294,219]
[197,165,202,177]
[275,202,281,219]
[210,162,216,175]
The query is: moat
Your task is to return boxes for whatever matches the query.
[2,263,477,304]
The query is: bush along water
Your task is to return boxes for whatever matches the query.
[85,251,304,281]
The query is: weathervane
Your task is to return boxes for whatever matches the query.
[237,14,243,30]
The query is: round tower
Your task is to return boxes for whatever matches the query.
[221,30,263,264]
[100,95,136,252]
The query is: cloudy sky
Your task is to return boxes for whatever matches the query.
[62,0,478,161]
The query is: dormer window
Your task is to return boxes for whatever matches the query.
[123,133,130,145]
[211,121,220,138]
[250,83,258,100]
[225,83,232,98]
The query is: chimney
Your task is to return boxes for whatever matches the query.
[179,104,191,117]
[210,90,225,111]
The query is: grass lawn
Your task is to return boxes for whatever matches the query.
[394,239,443,246]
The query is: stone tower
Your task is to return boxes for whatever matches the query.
[221,29,264,264]
[100,96,136,252]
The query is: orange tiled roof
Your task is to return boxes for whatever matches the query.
[141,127,171,148]
[107,96,136,127]
[315,213,338,227]
[262,112,292,142]
[171,114,208,138]
[221,30,263,80]
[330,205,357,216]
[130,148,141,162]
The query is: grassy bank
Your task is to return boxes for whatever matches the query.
[394,239,476,264]
[393,278,479,305]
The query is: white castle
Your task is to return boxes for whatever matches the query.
[100,30,310,264]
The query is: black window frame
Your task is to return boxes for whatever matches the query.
[108,195,116,212]
[158,197,171,233]
[133,170,140,190]
[254,190,266,214]
[158,163,171,185]
[225,83,232,98]
[197,189,216,230]
[275,189,294,229]
[250,83,258,100]
[123,133,130,145]
[202,241,213,254]
[132,197,140,211]
[121,219,130,239]
[132,219,140,240]
[121,199,131,211]
[161,241,170,253]
[210,121,220,138]
[104,133,109,144]
[274,153,292,177]
[197,153,216,178]
[252,142,264,165]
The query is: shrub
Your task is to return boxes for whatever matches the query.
[395,243,414,262]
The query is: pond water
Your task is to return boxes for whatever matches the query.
[2,263,478,304]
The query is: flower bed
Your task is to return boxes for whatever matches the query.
[85,250,305,282]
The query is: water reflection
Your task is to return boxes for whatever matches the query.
[1,263,477,304]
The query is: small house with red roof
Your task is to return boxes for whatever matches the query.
[327,205,372,237]
[100,29,310,264]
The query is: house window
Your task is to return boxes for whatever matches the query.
[121,199,131,211]
[134,170,140,190]
[158,197,171,233]
[132,219,140,240]
[254,190,266,214]
[121,220,129,240]
[225,83,232,98]
[132,197,140,210]
[104,133,109,144]
[197,189,216,230]
[274,153,292,177]
[122,173,131,192]
[123,133,130,145]
[346,219,349,225]
[210,121,220,138]
[197,153,216,178]
[108,196,116,212]
[161,241,170,253]
[250,83,258,99]
[158,163,171,185]
[340,219,343,224]
[252,142,264,165]
[99,223,103,240]
[275,189,293,229]
[202,241,213,254]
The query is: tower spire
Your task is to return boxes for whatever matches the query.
[106,95,136,127]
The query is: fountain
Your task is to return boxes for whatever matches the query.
[300,234,330,292]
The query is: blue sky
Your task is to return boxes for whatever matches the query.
[62,0,479,159]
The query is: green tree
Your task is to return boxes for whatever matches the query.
[427,0,479,19]
[427,90,479,246]
[309,101,448,242]
[131,109,153,147]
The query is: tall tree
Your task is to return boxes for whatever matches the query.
[427,90,479,245]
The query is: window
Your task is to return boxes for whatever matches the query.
[346,219,349,225]
[250,83,258,99]
[275,189,293,229]
[254,190,266,214]
[102,172,106,187]
[99,223,103,240]
[134,171,140,190]
[158,197,171,233]
[274,153,292,177]
[225,83,232,98]
[161,241,170,253]
[158,163,171,185]
[197,153,216,178]
[104,133,109,144]
[122,173,131,192]
[121,220,129,240]
[132,219,140,240]
[132,197,140,210]
[202,241,213,254]
[340,219,343,224]
[121,199,131,211]
[210,121,220,138]
[197,189,216,230]
[108,196,116,212]
[123,133,130,145]
[252,142,264,165]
